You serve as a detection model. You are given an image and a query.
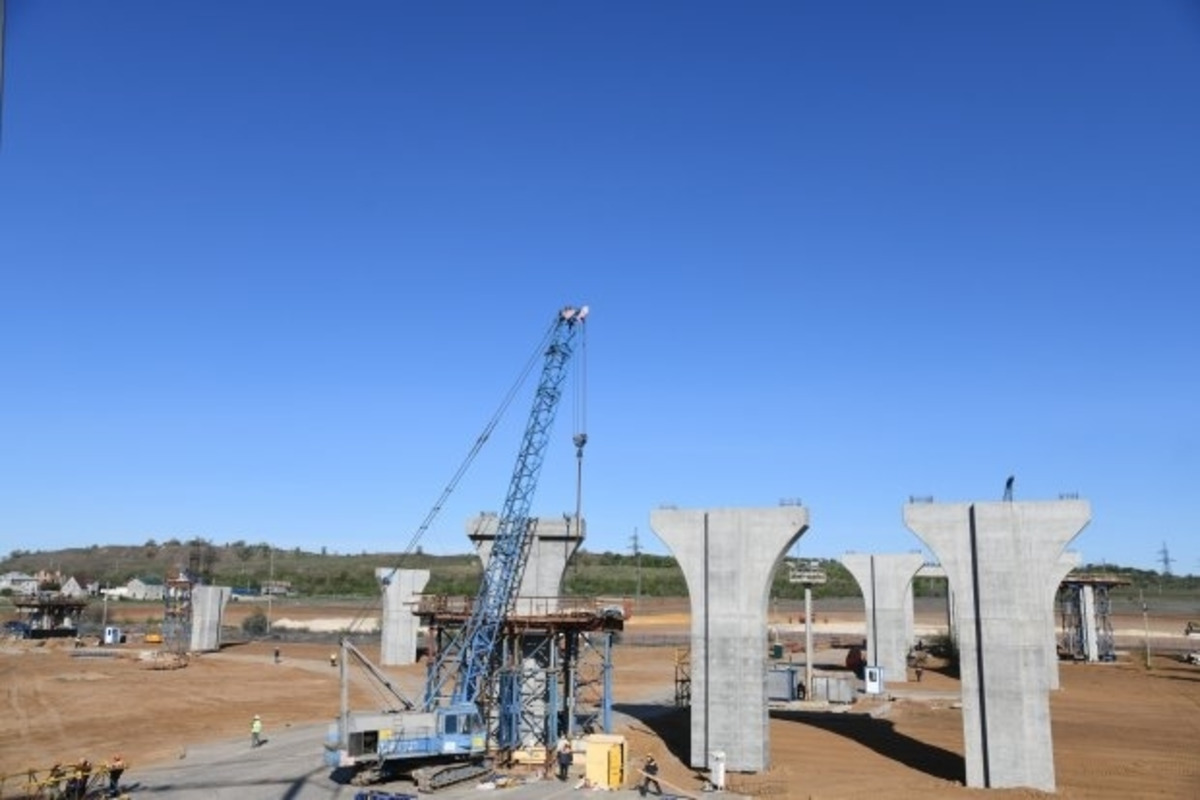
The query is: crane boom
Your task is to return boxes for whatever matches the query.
[425,305,587,708]
[326,304,588,792]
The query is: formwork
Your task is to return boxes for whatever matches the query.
[417,595,625,758]
[1059,574,1131,662]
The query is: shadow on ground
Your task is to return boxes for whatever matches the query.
[612,703,691,764]
[771,708,965,784]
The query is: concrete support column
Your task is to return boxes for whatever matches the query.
[375,568,431,666]
[190,585,231,652]
[1046,551,1080,690]
[903,500,1090,792]
[651,506,809,773]
[841,553,925,685]
[469,514,583,613]
[1080,585,1100,662]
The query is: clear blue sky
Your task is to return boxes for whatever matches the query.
[2,2,1197,574]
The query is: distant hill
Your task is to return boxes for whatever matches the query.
[1,540,1195,599]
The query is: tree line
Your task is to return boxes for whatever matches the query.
[2,542,1196,599]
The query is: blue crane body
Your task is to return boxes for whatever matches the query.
[325,306,587,791]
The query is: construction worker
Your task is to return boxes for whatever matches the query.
[330,651,338,668]
[65,759,91,800]
[45,763,67,797]
[554,735,572,781]
[107,754,126,797]
[251,714,263,748]
[639,755,662,796]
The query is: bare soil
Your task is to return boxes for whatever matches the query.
[2,599,1198,798]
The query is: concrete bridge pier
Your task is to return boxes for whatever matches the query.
[651,506,809,774]
[191,586,231,652]
[841,552,926,686]
[375,568,431,665]
[469,514,584,612]
[903,499,1090,792]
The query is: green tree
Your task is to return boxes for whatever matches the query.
[242,610,269,636]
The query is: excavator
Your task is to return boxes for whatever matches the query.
[324,305,588,792]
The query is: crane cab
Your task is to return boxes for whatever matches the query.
[326,703,485,771]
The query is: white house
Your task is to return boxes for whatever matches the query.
[59,576,88,598]
[125,578,165,601]
[0,572,38,596]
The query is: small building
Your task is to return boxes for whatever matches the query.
[34,568,65,588]
[126,577,165,601]
[59,576,89,598]
[261,580,293,597]
[0,572,39,596]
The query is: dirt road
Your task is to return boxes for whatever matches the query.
[2,600,1198,798]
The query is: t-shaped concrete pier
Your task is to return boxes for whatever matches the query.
[651,506,809,773]
[903,499,1090,792]
[468,513,583,612]
[375,567,431,665]
[841,552,926,685]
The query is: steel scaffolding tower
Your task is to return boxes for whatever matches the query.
[1059,574,1129,662]
[420,595,622,760]
[162,571,193,656]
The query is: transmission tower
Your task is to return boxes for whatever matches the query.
[1157,542,1174,576]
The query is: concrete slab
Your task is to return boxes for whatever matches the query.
[903,499,1090,791]
[375,568,431,665]
[469,514,583,612]
[841,553,925,685]
[650,506,809,773]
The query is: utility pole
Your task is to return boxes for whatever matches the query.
[630,527,642,610]
[267,545,274,634]
[1140,588,1150,669]
[789,558,826,702]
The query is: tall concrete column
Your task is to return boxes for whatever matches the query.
[1079,584,1100,662]
[1046,550,1080,690]
[375,568,431,666]
[841,553,925,685]
[190,585,231,652]
[903,500,1090,792]
[651,506,809,773]
[468,514,583,613]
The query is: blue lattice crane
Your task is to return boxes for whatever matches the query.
[325,305,588,792]
[428,305,586,710]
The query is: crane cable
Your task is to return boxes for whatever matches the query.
[343,316,564,635]
[570,320,588,572]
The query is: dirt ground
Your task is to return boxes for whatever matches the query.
[2,598,1199,799]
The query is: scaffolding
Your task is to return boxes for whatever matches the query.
[162,571,194,656]
[674,646,691,708]
[1059,574,1130,662]
[418,595,623,760]
[10,595,88,639]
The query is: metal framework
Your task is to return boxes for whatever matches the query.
[419,595,622,757]
[10,595,88,638]
[1059,574,1129,662]
[162,571,194,655]
[674,647,691,708]
[424,307,585,712]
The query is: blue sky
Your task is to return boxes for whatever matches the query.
[1,2,1197,573]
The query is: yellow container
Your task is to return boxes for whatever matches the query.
[583,733,627,789]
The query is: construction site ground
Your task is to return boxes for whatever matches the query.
[2,597,1199,799]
